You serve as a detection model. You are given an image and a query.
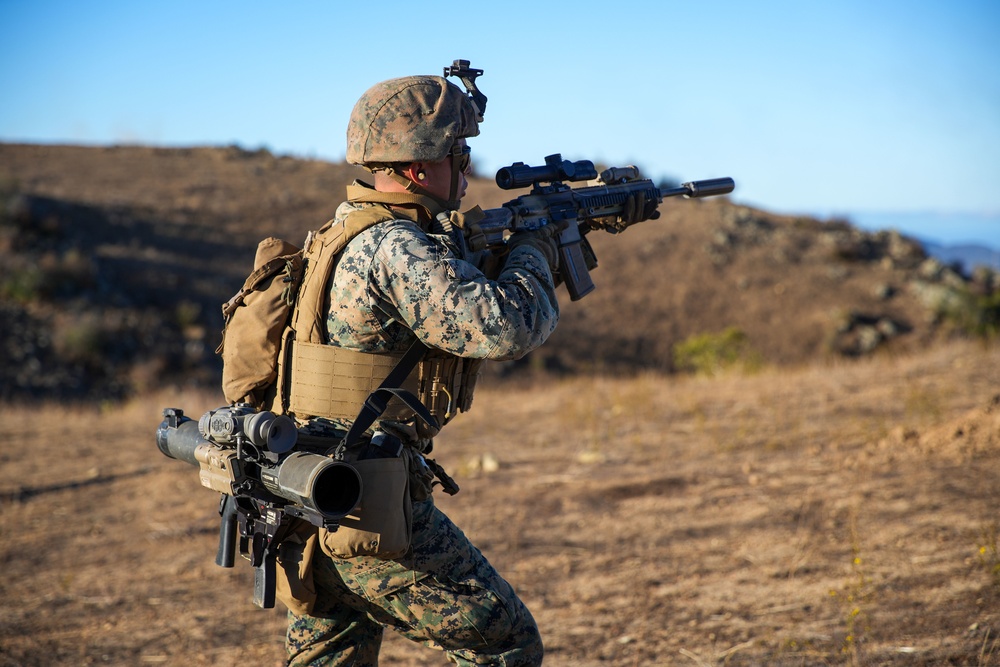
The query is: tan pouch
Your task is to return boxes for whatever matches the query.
[274,519,319,615]
[218,237,303,406]
[319,455,412,559]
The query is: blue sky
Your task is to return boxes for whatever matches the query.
[1,0,998,246]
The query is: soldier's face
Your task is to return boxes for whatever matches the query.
[418,139,470,202]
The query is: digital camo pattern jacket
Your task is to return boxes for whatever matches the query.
[325,200,560,362]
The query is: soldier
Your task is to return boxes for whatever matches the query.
[284,73,561,665]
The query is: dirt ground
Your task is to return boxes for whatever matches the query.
[1,340,998,666]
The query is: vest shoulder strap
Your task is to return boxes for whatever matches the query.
[291,205,397,344]
[276,202,483,432]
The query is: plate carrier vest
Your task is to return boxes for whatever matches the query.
[217,200,482,439]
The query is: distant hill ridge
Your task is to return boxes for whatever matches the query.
[847,210,1000,271]
[0,143,996,400]
[923,239,1000,272]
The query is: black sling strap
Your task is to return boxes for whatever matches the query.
[337,339,439,455]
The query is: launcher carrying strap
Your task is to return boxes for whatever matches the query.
[336,338,439,457]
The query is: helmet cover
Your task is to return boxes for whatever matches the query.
[346,75,480,166]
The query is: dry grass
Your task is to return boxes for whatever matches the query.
[1,341,998,666]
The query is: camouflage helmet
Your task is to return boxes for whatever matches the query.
[346,75,480,166]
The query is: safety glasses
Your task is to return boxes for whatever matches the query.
[451,145,472,175]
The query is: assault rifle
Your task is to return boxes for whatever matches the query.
[476,154,735,300]
[156,405,363,608]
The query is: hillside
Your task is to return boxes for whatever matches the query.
[1,143,997,399]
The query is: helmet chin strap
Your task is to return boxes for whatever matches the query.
[387,142,466,213]
[381,168,462,216]
[446,143,464,209]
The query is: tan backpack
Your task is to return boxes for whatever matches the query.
[218,237,303,407]
[217,206,396,410]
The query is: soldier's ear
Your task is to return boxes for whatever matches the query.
[404,163,427,183]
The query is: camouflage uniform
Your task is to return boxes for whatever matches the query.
[287,498,542,666]
[285,192,558,666]
[324,199,558,359]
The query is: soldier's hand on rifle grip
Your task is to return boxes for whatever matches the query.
[507,220,569,273]
[621,191,660,226]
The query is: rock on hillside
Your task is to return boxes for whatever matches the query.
[0,143,996,399]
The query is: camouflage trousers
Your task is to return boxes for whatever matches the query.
[286,498,543,666]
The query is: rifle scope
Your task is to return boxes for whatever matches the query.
[156,408,362,521]
[496,154,598,190]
